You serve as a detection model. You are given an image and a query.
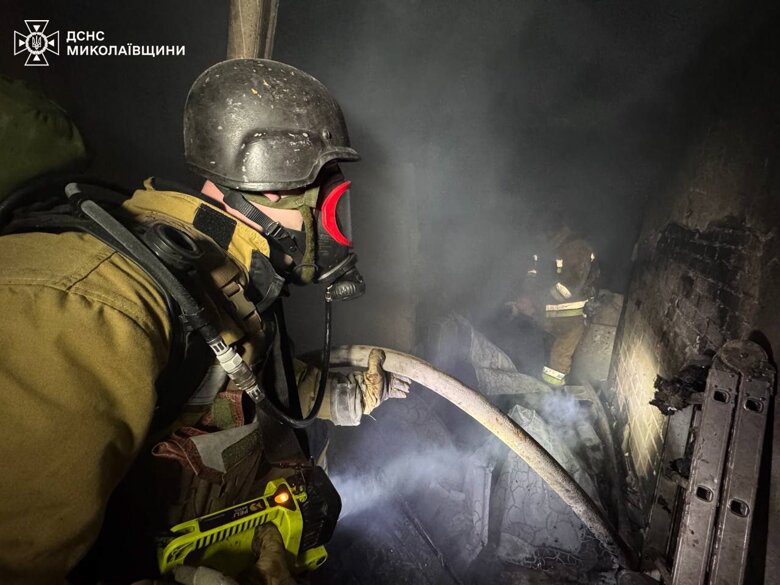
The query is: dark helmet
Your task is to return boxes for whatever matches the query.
[183,59,360,192]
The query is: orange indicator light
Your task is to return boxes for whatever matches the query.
[274,491,290,505]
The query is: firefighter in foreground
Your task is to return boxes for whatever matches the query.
[509,221,599,386]
[0,59,409,584]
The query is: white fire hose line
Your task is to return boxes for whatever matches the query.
[328,345,636,569]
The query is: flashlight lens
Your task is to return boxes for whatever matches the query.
[274,491,290,505]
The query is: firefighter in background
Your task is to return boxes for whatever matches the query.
[509,222,599,386]
[0,59,408,584]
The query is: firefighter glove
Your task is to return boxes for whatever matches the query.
[362,348,411,415]
[245,524,297,585]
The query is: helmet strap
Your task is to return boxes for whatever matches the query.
[247,186,320,210]
[222,187,318,284]
[247,186,320,283]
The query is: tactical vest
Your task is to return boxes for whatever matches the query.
[2,177,316,582]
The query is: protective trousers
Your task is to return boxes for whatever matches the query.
[544,315,585,385]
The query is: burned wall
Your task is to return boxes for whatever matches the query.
[608,0,779,533]
[612,220,765,512]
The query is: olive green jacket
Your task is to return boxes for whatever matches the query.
[0,183,342,584]
[0,228,170,583]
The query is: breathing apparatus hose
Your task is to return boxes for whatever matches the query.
[66,187,266,397]
[65,183,330,429]
[264,299,332,429]
[327,345,637,569]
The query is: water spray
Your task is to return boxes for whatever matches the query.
[328,345,637,569]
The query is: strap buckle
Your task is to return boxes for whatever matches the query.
[264,220,284,239]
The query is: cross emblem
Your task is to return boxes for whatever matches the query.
[14,20,59,67]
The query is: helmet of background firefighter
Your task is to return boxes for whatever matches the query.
[535,202,575,251]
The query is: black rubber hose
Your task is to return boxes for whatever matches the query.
[0,174,132,227]
[259,299,332,429]
[74,195,211,332]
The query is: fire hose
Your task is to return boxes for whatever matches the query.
[328,345,637,569]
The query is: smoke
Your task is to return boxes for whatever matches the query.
[322,379,612,580]
[330,444,469,519]
[276,0,737,352]
[316,311,618,579]
[531,390,590,427]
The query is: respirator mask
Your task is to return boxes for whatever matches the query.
[221,163,365,302]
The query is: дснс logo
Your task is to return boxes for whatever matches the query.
[14,20,59,66]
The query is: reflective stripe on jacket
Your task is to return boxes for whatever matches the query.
[545,299,588,318]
